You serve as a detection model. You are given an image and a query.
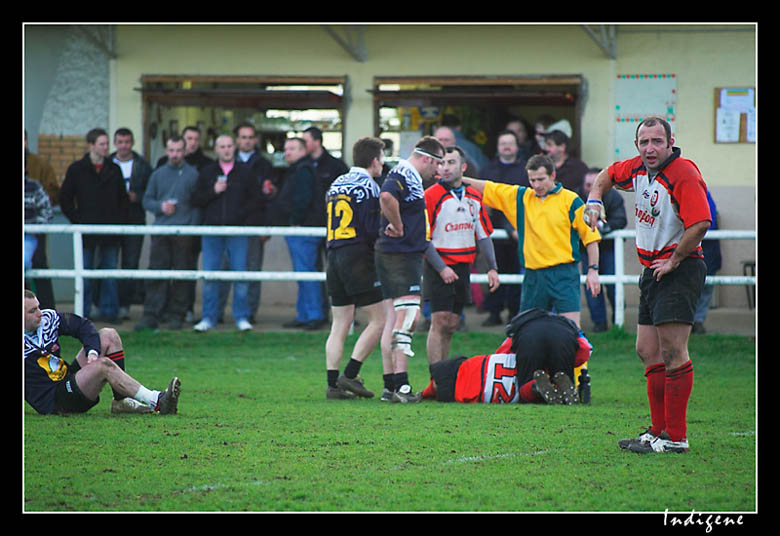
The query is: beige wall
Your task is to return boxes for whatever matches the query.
[110,23,756,308]
[112,24,755,176]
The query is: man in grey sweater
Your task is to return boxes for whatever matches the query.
[136,136,201,330]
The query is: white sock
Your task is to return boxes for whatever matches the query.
[134,386,161,408]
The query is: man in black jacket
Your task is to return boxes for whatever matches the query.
[275,137,327,330]
[302,126,349,192]
[478,130,529,327]
[577,168,627,331]
[227,123,274,323]
[190,134,264,332]
[110,127,153,317]
[59,128,129,321]
[155,125,215,172]
[303,127,349,320]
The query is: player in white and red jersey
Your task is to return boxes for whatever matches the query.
[421,308,592,405]
[585,117,711,454]
[423,146,500,365]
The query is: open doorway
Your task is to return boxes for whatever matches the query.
[138,75,347,170]
[371,75,585,166]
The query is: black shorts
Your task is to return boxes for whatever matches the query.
[423,261,472,315]
[53,363,100,414]
[327,244,384,307]
[429,356,469,402]
[512,315,578,386]
[375,250,423,299]
[638,257,706,326]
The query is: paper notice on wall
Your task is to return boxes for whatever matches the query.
[716,108,741,143]
[719,88,754,113]
[615,74,677,158]
[746,107,756,143]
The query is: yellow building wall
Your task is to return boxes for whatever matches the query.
[111,25,756,309]
[613,25,756,188]
[112,23,755,185]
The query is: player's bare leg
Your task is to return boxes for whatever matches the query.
[329,301,385,398]
[426,311,460,365]
[380,299,396,400]
[560,310,581,328]
[350,301,385,366]
[72,328,180,414]
[389,296,421,402]
[326,304,356,372]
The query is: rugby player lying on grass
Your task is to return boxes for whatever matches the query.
[421,308,591,404]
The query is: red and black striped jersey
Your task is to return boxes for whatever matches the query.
[607,148,711,268]
[425,180,493,266]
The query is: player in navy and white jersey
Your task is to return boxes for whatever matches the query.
[375,136,444,402]
[326,168,382,251]
[324,137,388,400]
[423,146,500,365]
[24,290,181,416]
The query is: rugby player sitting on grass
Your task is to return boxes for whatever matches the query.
[24,290,181,416]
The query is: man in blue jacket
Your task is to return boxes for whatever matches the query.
[275,137,328,330]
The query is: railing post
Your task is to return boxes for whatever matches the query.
[614,232,625,328]
[72,230,84,317]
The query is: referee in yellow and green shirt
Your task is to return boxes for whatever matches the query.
[463,154,601,329]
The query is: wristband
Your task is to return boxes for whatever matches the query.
[583,199,606,225]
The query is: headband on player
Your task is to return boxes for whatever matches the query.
[413,148,444,161]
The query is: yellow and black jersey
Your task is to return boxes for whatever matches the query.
[325,167,382,250]
[24,309,100,414]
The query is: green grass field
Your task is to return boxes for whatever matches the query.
[23,327,757,513]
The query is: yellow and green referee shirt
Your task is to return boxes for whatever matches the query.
[482,181,601,270]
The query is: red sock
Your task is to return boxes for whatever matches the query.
[665,361,693,441]
[106,350,126,400]
[645,364,666,436]
[421,380,436,399]
[106,350,125,371]
[519,380,539,403]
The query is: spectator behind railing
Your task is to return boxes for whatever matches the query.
[59,128,129,323]
[135,136,201,331]
[190,134,264,333]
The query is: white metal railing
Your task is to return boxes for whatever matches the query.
[24,224,756,326]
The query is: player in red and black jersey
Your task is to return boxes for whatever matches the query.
[421,308,592,405]
[423,146,499,364]
[586,117,711,454]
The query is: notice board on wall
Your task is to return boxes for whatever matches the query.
[614,73,677,159]
[714,87,756,143]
